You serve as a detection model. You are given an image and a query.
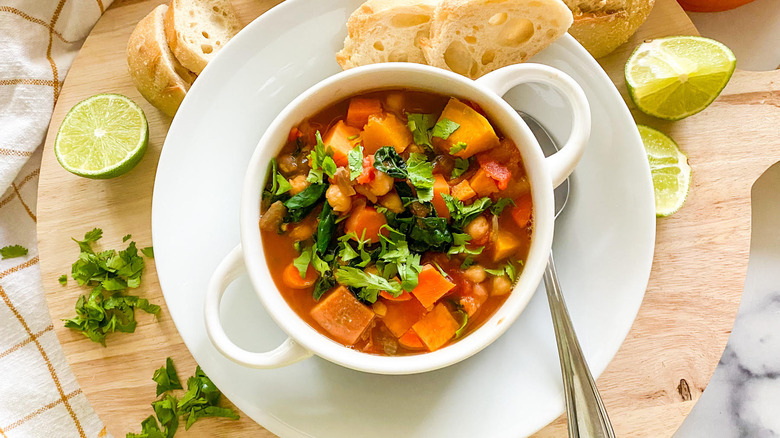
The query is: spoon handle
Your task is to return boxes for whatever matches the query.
[544,253,616,438]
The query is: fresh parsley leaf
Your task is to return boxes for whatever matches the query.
[406,153,434,202]
[348,144,364,180]
[455,309,468,338]
[447,233,484,256]
[491,198,515,216]
[284,183,327,223]
[406,113,437,148]
[293,246,313,279]
[141,246,155,258]
[127,415,165,438]
[432,118,460,140]
[322,157,338,178]
[307,131,337,183]
[451,158,470,178]
[441,194,492,229]
[316,202,336,254]
[58,274,67,285]
[153,357,183,396]
[151,394,179,438]
[83,228,103,243]
[334,266,402,302]
[0,244,28,260]
[377,228,422,291]
[460,257,477,269]
[275,174,293,195]
[485,260,519,282]
[373,146,407,179]
[431,261,448,278]
[123,234,132,242]
[178,366,239,430]
[64,287,159,346]
[449,142,467,155]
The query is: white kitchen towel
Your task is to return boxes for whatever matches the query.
[0,0,113,436]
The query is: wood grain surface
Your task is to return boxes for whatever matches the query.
[36,0,780,436]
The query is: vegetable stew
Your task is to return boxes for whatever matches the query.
[259,90,532,356]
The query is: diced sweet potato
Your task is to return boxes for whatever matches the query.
[493,229,521,262]
[510,193,533,226]
[451,180,476,201]
[323,120,361,167]
[346,97,383,128]
[411,264,456,308]
[361,112,412,155]
[344,203,388,243]
[398,329,426,350]
[433,98,499,159]
[382,296,427,337]
[431,174,451,220]
[412,303,460,351]
[310,286,375,345]
[469,168,499,197]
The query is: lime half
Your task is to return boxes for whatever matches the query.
[638,125,691,217]
[626,36,736,121]
[55,93,148,179]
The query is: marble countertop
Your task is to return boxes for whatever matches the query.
[673,2,780,436]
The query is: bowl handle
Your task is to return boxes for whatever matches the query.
[204,245,313,368]
[476,64,591,189]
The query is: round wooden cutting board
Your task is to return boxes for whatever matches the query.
[37,0,780,436]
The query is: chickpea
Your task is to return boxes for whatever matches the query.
[491,275,513,296]
[368,170,394,197]
[288,174,309,195]
[289,223,315,242]
[379,192,404,213]
[326,184,352,212]
[464,265,486,284]
[465,215,490,242]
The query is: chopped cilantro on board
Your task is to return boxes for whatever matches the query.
[0,244,28,259]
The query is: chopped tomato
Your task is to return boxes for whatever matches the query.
[356,155,377,184]
[477,155,512,190]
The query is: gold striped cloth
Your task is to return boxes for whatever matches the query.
[0,1,114,436]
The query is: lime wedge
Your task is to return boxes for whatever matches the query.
[638,125,691,217]
[55,93,148,179]
[626,36,736,121]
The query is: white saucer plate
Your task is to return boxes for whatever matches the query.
[152,1,656,436]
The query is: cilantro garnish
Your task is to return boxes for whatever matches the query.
[441,195,493,229]
[378,225,422,291]
[334,266,402,303]
[406,113,437,148]
[63,228,159,345]
[307,131,337,183]
[491,198,515,216]
[451,158,470,179]
[275,174,292,195]
[262,158,289,203]
[449,142,467,155]
[485,260,520,282]
[0,244,28,259]
[293,246,312,279]
[128,358,239,438]
[447,233,484,256]
[123,234,132,242]
[153,357,183,396]
[406,153,435,202]
[348,144,364,180]
[58,274,67,286]
[455,308,468,338]
[432,118,460,140]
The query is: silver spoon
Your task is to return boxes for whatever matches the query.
[519,111,616,438]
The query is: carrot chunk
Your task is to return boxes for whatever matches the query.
[344,203,388,244]
[322,120,361,167]
[510,193,533,226]
[282,262,317,289]
[346,97,383,128]
[451,180,476,201]
[361,112,412,155]
[412,303,460,351]
[310,286,375,345]
[381,296,427,337]
[380,290,413,301]
[398,329,426,350]
[411,264,456,308]
[469,168,499,197]
[431,174,451,220]
[433,98,499,159]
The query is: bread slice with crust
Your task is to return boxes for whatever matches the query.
[336,0,439,70]
[127,4,197,117]
[420,0,573,79]
[164,0,241,74]
[564,0,655,58]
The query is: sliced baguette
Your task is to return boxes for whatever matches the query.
[420,0,573,79]
[127,5,197,117]
[164,0,241,74]
[336,0,439,70]
[565,0,655,58]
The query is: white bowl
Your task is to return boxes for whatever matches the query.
[204,62,590,375]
